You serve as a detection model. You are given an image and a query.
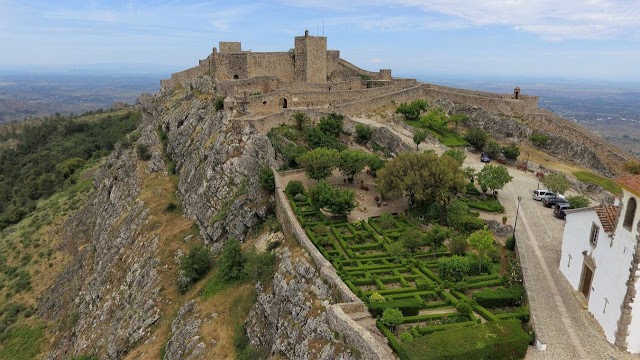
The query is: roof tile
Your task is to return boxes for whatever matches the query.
[594,205,620,233]
[617,175,640,197]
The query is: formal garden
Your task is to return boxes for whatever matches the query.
[268,110,531,359]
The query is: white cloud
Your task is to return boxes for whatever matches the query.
[280,0,640,41]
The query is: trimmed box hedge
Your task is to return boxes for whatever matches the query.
[473,285,524,308]
[401,320,528,360]
[369,298,423,317]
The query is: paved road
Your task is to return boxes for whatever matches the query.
[350,117,637,359]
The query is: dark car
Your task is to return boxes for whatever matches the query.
[480,153,491,163]
[543,196,569,208]
[554,203,571,219]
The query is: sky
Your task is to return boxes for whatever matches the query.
[1,0,639,81]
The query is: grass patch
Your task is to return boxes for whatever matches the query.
[404,121,468,147]
[0,324,44,360]
[573,171,622,195]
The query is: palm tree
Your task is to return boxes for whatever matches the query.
[291,111,309,131]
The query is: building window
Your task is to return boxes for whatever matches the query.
[623,198,637,231]
[589,223,599,246]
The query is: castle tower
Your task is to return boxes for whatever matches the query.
[294,30,327,83]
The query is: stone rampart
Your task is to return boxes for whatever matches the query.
[273,169,394,359]
[160,65,205,89]
[335,85,427,116]
[216,76,281,97]
[248,52,295,82]
[423,85,539,117]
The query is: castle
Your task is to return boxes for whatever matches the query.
[161,31,540,124]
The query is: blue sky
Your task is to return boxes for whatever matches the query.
[1,0,639,81]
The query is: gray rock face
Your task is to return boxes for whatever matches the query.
[39,114,164,359]
[370,126,412,156]
[38,80,276,358]
[152,94,275,248]
[246,247,357,360]
[163,301,208,360]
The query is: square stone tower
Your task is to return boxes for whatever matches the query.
[294,30,327,83]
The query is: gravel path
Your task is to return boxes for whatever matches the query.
[348,116,636,360]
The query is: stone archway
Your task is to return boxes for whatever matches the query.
[233,74,239,80]
[280,98,288,109]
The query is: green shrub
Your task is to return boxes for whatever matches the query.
[506,236,516,251]
[453,281,468,292]
[381,308,404,330]
[218,238,247,284]
[293,193,306,202]
[369,292,387,303]
[566,195,590,209]
[464,127,488,151]
[502,142,520,160]
[317,112,344,137]
[448,236,468,256]
[529,132,550,147]
[400,320,528,360]
[377,213,396,230]
[355,124,372,144]
[472,285,525,308]
[285,180,305,197]
[164,202,178,212]
[455,302,472,315]
[485,140,502,159]
[416,278,435,291]
[437,256,470,282]
[258,166,275,192]
[214,96,225,111]
[400,332,414,342]
[465,183,482,196]
[178,245,212,293]
[369,298,422,317]
[136,144,152,161]
[244,250,276,284]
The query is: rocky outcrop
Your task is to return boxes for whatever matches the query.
[38,79,276,358]
[370,126,412,156]
[163,301,209,360]
[147,86,275,248]
[246,247,357,360]
[38,114,164,359]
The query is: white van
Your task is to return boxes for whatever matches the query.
[532,189,552,201]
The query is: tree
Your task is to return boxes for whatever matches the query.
[412,129,428,150]
[442,149,466,167]
[485,140,502,159]
[285,180,305,197]
[179,245,212,292]
[448,236,468,256]
[420,107,449,131]
[401,228,424,252]
[437,255,470,282]
[624,161,640,175]
[305,126,342,150]
[477,165,513,196]
[529,132,550,147]
[338,148,369,182]
[388,241,405,260]
[218,238,247,283]
[464,127,488,151]
[376,152,465,220]
[291,111,309,130]
[366,154,385,177]
[425,226,450,255]
[541,173,570,194]
[354,124,372,144]
[297,147,339,181]
[566,195,590,209]
[308,181,356,217]
[502,142,520,160]
[463,166,477,183]
[450,113,468,129]
[325,186,356,217]
[468,229,495,273]
[317,112,344,136]
[381,308,404,329]
[395,99,427,120]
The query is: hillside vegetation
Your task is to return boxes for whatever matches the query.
[0,111,140,230]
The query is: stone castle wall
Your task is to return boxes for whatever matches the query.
[248,52,295,82]
[216,76,281,97]
[295,34,328,83]
[160,64,205,89]
[213,52,249,81]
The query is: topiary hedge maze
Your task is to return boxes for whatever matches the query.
[288,192,530,359]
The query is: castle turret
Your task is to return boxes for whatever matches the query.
[294,30,327,83]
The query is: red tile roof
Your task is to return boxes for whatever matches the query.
[594,205,620,233]
[617,175,640,197]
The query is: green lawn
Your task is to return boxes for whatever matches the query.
[573,171,622,195]
[404,121,468,148]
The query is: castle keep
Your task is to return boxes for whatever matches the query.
[161,31,540,127]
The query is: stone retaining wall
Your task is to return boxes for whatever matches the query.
[273,168,394,359]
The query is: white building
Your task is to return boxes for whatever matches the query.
[559,175,640,352]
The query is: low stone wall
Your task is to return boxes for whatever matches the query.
[160,65,205,89]
[327,304,396,360]
[273,169,394,359]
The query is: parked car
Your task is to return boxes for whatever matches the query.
[541,193,565,202]
[532,189,552,200]
[554,203,571,219]
[543,196,569,208]
[480,153,491,163]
